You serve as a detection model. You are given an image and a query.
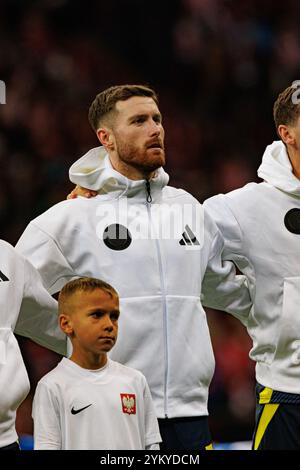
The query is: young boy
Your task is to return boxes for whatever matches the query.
[32,277,161,450]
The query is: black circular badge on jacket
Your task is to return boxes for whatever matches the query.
[103,224,132,250]
[284,208,300,234]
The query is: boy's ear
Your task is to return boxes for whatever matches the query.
[59,313,74,336]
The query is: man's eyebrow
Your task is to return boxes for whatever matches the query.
[128,113,148,122]
[128,112,161,122]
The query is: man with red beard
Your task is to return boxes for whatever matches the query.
[17,85,252,450]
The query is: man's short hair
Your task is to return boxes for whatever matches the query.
[58,277,118,314]
[88,84,159,132]
[273,85,300,131]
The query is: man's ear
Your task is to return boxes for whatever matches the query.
[278,124,296,146]
[97,127,115,150]
[59,313,74,336]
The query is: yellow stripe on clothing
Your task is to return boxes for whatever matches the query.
[254,404,279,450]
[205,443,214,450]
[259,387,273,404]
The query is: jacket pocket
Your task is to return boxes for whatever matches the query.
[274,277,300,370]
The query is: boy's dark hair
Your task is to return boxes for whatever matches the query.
[273,85,300,133]
[88,84,158,132]
[58,277,118,313]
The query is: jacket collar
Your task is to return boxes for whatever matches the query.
[69,146,169,202]
[257,140,300,197]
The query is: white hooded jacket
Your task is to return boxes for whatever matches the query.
[0,240,66,448]
[16,146,252,418]
[203,140,300,394]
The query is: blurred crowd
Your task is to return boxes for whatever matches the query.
[1,0,300,443]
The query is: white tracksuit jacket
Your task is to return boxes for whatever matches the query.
[203,140,300,394]
[0,240,66,448]
[16,146,252,418]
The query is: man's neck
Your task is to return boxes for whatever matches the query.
[108,154,155,181]
[287,146,300,180]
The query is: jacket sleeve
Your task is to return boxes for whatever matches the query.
[32,381,62,450]
[16,222,76,295]
[14,257,67,356]
[201,203,252,326]
[204,193,256,287]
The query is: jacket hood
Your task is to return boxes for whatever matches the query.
[257,140,300,196]
[69,146,169,199]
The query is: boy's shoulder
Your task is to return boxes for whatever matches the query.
[37,359,149,394]
[110,360,146,384]
[37,359,70,389]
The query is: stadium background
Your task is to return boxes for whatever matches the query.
[1,0,299,448]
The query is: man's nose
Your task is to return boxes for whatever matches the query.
[149,120,161,136]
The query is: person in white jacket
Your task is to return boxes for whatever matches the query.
[0,239,67,450]
[203,84,300,450]
[16,84,252,450]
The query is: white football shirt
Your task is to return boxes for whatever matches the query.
[32,358,161,449]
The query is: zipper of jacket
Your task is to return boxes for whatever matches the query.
[145,180,169,418]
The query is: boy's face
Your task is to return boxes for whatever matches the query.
[61,289,120,357]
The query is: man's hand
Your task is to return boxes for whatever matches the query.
[67,185,98,199]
